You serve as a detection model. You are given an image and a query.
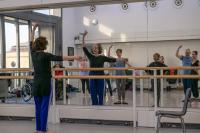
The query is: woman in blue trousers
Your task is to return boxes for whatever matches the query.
[82,31,116,105]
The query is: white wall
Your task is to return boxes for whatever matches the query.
[103,40,200,67]
[62,0,200,67]
[62,0,200,44]
[76,40,200,67]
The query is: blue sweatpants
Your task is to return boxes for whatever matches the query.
[182,78,191,95]
[90,79,105,105]
[34,96,50,132]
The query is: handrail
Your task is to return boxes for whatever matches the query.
[52,66,200,71]
[0,67,198,79]
[0,76,33,79]
[0,66,199,72]
[0,75,198,80]
[53,75,200,79]
[0,68,32,72]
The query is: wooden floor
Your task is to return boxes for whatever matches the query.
[0,121,200,133]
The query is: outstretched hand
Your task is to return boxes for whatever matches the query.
[33,23,39,30]
[109,45,113,49]
[75,56,82,61]
[83,30,88,38]
[178,45,183,49]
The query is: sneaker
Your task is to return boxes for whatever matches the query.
[111,96,115,100]
[122,101,128,105]
[151,105,160,107]
[114,101,121,104]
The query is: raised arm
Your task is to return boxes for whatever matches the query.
[108,45,113,57]
[82,31,93,59]
[31,24,39,48]
[176,45,183,59]
[82,30,88,48]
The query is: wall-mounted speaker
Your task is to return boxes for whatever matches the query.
[174,0,184,8]
[90,5,96,12]
[121,3,129,10]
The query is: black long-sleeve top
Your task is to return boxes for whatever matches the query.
[30,42,63,96]
[83,47,116,75]
[146,61,168,75]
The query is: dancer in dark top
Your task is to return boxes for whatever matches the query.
[31,24,80,133]
[82,31,116,105]
[191,51,200,98]
[146,53,167,107]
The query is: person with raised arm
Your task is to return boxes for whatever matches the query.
[82,31,116,105]
[31,24,81,133]
[176,45,192,96]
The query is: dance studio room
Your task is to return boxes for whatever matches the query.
[0,0,200,133]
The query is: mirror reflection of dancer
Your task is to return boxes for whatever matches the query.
[79,57,90,95]
[176,45,192,96]
[31,24,81,133]
[82,31,116,105]
[108,45,132,105]
[159,56,165,64]
[146,53,167,107]
[191,51,200,98]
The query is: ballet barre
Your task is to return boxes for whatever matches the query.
[52,66,200,71]
[0,68,32,72]
[53,75,200,79]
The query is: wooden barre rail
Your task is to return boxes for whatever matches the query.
[0,68,32,72]
[0,76,33,79]
[52,66,200,71]
[0,66,199,72]
[0,75,199,80]
[53,75,200,79]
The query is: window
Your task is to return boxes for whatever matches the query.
[5,20,18,68]
[19,20,29,68]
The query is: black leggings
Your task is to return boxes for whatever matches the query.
[81,79,90,94]
[105,79,113,96]
[191,79,199,98]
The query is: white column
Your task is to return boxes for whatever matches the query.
[51,70,57,124]
[132,70,137,127]
[160,70,164,107]
[140,70,144,106]
[52,71,56,106]
[63,70,67,104]
[67,72,71,105]
[153,69,157,128]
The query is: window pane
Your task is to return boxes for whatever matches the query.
[0,17,2,68]
[19,23,29,68]
[5,21,17,68]
[34,9,50,15]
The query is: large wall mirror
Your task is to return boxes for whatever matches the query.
[0,1,199,110]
